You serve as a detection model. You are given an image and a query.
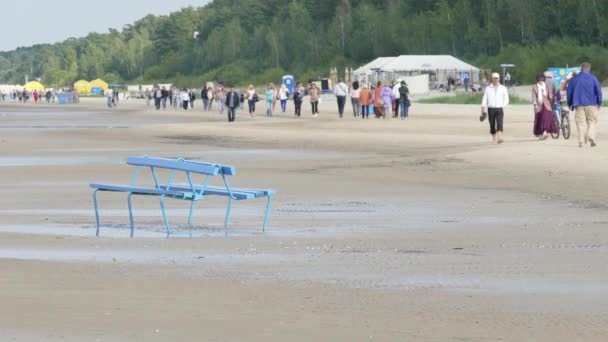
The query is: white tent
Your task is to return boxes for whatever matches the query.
[401,74,430,95]
[353,55,481,88]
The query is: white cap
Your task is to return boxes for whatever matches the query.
[491,72,500,79]
[544,71,554,78]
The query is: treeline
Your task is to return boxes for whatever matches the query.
[1,0,607,87]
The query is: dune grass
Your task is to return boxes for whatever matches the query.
[418,93,530,105]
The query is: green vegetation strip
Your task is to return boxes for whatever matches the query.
[418,93,530,105]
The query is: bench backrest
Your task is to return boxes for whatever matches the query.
[128,156,220,176]
[127,156,221,196]
[190,161,236,176]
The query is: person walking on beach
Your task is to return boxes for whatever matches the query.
[225,87,239,122]
[334,79,348,118]
[206,87,214,111]
[239,90,245,110]
[293,82,305,118]
[269,83,278,112]
[201,87,209,111]
[350,81,361,118]
[145,89,151,107]
[216,85,225,115]
[373,81,383,118]
[172,87,179,110]
[392,81,401,118]
[106,89,114,108]
[381,83,394,120]
[481,72,510,144]
[45,89,52,104]
[567,62,603,147]
[279,84,289,113]
[532,73,558,140]
[189,89,195,109]
[153,87,162,110]
[359,85,372,119]
[265,84,275,117]
[247,85,257,117]
[161,87,169,109]
[399,81,410,120]
[309,83,320,117]
[181,88,190,110]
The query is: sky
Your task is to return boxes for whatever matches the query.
[0,0,211,52]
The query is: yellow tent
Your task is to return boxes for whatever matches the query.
[23,81,45,92]
[74,80,91,94]
[90,79,109,91]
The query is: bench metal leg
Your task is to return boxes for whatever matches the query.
[224,197,233,229]
[188,200,196,225]
[127,193,135,238]
[159,195,171,238]
[93,190,101,237]
[262,196,272,233]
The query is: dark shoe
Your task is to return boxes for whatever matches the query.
[590,138,597,147]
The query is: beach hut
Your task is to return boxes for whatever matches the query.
[89,79,109,94]
[23,81,45,92]
[74,80,91,94]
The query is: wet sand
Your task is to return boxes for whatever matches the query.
[0,98,607,341]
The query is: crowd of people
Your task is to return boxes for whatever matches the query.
[481,62,602,148]
[144,79,412,123]
[0,88,79,104]
[3,64,601,148]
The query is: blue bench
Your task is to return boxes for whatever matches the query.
[91,156,275,238]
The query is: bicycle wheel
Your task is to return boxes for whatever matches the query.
[551,115,560,139]
[562,114,571,139]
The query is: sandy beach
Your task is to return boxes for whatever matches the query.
[0,97,607,341]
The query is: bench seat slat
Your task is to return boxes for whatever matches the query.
[160,185,274,199]
[209,186,276,196]
[206,186,276,197]
[91,184,189,198]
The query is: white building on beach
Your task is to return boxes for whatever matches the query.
[353,55,482,92]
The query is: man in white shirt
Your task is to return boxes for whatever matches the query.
[392,81,401,118]
[334,79,349,118]
[481,72,510,144]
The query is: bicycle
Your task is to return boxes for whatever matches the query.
[561,107,571,139]
[551,101,571,140]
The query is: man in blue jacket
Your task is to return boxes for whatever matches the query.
[567,62,603,147]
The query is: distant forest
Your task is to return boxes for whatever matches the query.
[1,0,607,87]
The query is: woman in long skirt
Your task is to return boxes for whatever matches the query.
[532,73,558,140]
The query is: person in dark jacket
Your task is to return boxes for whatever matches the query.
[398,81,410,120]
[225,87,240,122]
[189,90,195,109]
[154,87,163,110]
[567,62,603,147]
[161,87,169,109]
[201,87,209,111]
[292,82,305,117]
